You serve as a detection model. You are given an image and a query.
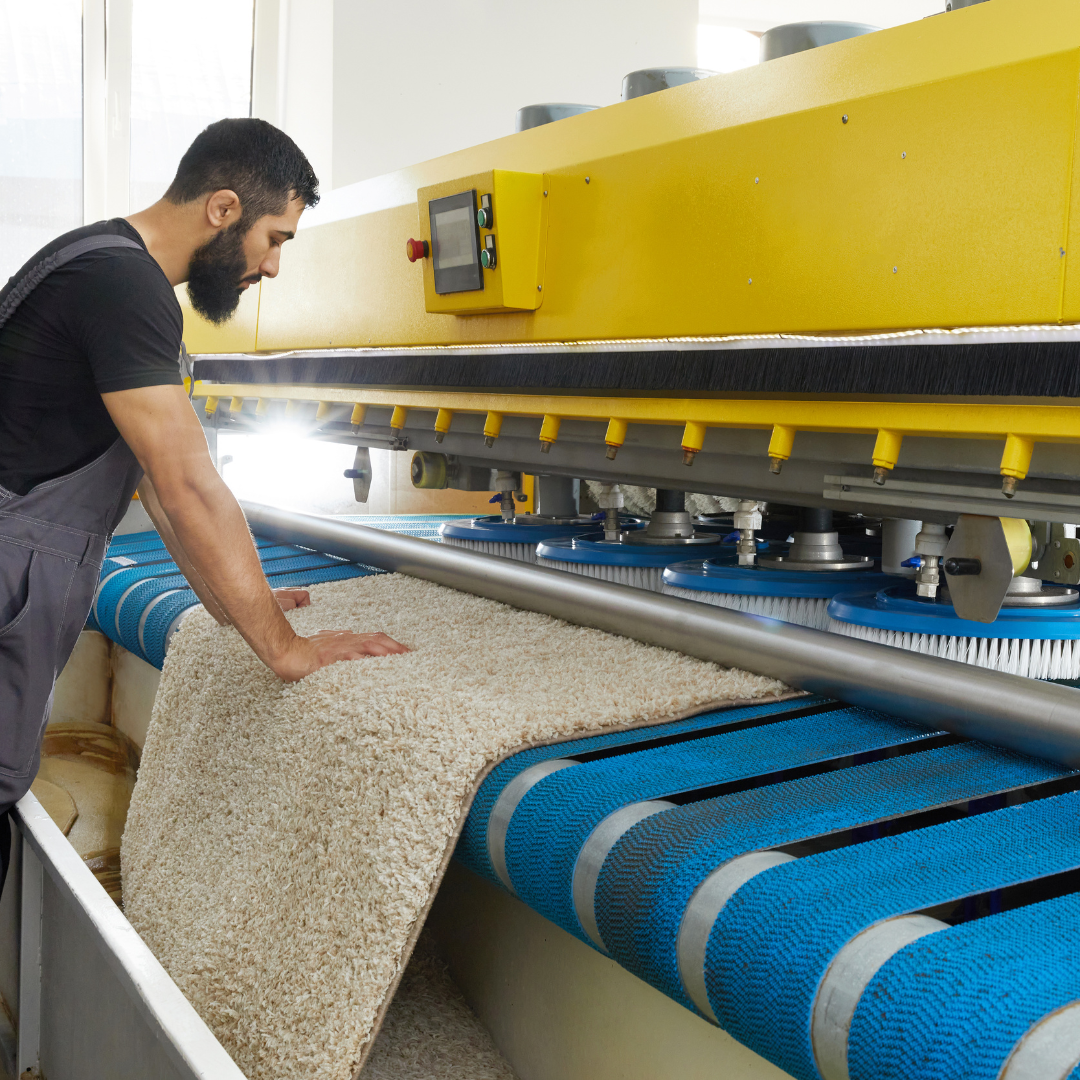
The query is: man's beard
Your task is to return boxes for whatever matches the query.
[185,227,250,325]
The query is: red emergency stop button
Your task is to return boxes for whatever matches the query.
[406,238,428,262]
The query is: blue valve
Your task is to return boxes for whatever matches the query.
[901,556,924,569]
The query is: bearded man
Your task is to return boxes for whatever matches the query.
[0,119,407,875]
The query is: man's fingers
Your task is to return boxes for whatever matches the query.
[273,588,311,611]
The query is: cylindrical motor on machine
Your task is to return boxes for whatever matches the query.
[534,475,580,518]
[621,68,718,100]
[439,474,604,564]
[515,103,598,131]
[882,519,922,577]
[662,505,898,630]
[759,22,879,61]
[537,489,736,592]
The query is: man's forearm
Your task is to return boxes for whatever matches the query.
[136,478,230,625]
[148,467,297,668]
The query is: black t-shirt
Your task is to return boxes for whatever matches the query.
[0,219,183,495]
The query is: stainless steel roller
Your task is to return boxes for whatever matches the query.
[242,502,1080,768]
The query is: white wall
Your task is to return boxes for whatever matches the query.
[252,0,336,195]
[698,0,943,33]
[331,0,698,190]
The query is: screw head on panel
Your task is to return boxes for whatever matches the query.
[842,114,849,124]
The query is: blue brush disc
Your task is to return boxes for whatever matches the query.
[829,583,1080,640]
[537,533,735,567]
[441,515,642,544]
[663,558,902,598]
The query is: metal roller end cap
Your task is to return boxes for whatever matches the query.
[484,436,495,448]
[605,445,619,460]
[539,441,552,454]
[434,431,445,443]
[769,457,784,475]
[682,450,697,466]
[873,466,888,486]
[1001,475,1018,498]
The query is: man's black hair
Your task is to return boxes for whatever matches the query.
[164,118,319,228]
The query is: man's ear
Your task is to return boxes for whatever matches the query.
[205,189,241,230]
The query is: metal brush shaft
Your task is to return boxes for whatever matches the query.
[242,502,1080,768]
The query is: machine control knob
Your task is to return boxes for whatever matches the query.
[405,238,428,262]
[477,194,493,229]
[943,556,982,576]
[481,234,497,269]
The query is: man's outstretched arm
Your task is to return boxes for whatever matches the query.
[137,476,312,621]
[103,383,408,680]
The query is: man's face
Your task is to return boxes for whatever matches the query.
[186,196,305,325]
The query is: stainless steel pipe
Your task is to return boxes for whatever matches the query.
[243,502,1080,767]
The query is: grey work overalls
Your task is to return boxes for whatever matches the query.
[0,235,149,845]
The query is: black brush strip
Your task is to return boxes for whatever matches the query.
[779,771,1080,861]
[568,700,844,763]
[194,341,1080,399]
[662,732,959,806]
[919,864,1080,926]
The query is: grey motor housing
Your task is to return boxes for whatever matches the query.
[760,22,879,62]
[515,103,598,131]
[621,67,718,101]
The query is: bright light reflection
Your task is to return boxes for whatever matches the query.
[697,25,761,72]
[218,429,359,515]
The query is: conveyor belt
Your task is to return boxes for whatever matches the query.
[91,528,382,667]
[454,699,1080,1079]
[92,516,468,667]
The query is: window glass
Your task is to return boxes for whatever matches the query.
[129,0,254,211]
[0,0,82,281]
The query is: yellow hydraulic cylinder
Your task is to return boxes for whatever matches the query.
[434,408,454,443]
[390,406,408,432]
[681,421,707,466]
[539,414,561,453]
[483,411,504,447]
[605,417,628,460]
[768,424,796,474]
[872,429,904,485]
[350,403,367,426]
[999,433,1035,497]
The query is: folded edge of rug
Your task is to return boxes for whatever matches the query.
[121,573,792,1080]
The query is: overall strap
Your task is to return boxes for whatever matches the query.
[0,234,144,334]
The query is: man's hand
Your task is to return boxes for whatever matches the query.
[272,630,410,682]
[273,588,311,611]
[102,384,406,679]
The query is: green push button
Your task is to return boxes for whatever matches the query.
[477,208,492,228]
[480,249,494,269]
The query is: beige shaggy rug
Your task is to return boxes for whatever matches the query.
[363,930,517,1079]
[121,573,789,1080]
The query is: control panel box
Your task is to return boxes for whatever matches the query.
[414,170,548,315]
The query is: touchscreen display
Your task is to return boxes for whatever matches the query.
[429,189,483,294]
[433,207,474,269]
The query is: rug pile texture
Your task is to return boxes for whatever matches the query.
[363,931,517,1079]
[121,573,788,1079]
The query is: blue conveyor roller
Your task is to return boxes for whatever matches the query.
[455,694,1080,1079]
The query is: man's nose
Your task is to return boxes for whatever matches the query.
[259,248,282,279]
